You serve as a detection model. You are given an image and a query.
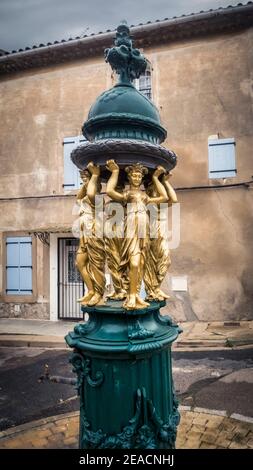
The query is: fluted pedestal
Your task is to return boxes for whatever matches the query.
[65,300,181,449]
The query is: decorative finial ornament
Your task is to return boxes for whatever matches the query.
[104,22,147,84]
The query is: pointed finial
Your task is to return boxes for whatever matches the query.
[104,23,147,85]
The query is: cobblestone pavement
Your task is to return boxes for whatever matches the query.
[0,410,252,449]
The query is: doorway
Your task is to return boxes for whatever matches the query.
[58,238,84,320]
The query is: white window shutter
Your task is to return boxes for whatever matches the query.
[63,137,78,188]
[63,135,87,189]
[208,138,236,178]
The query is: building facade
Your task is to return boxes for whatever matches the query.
[0,3,253,322]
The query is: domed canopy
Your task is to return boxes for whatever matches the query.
[82,22,167,145]
[83,83,166,144]
[72,21,177,179]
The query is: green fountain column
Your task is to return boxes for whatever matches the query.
[65,301,181,449]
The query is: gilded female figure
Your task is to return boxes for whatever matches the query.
[104,182,129,300]
[106,159,168,310]
[144,172,178,301]
[76,163,105,306]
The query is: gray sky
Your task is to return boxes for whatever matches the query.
[0,0,242,52]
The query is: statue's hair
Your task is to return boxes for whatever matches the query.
[80,169,90,179]
[144,179,154,194]
[125,163,148,176]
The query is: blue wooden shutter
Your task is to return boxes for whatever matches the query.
[6,237,32,295]
[63,135,87,189]
[208,138,236,178]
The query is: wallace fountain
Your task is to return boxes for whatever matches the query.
[65,21,181,449]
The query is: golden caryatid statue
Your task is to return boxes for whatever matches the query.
[104,183,129,300]
[144,172,178,301]
[75,160,177,309]
[106,159,168,310]
[75,163,105,306]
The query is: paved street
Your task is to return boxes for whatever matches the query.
[0,347,252,432]
[0,347,78,431]
[173,349,253,417]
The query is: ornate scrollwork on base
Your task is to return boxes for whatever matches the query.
[128,319,154,340]
[74,316,97,336]
[70,352,104,394]
[147,392,180,448]
[79,387,180,449]
[80,388,142,449]
[154,309,183,334]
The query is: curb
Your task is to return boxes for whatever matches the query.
[0,335,67,349]
[0,412,79,439]
[174,340,253,349]
[180,406,253,423]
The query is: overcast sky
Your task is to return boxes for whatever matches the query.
[0,0,242,52]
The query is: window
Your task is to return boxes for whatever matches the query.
[66,239,82,283]
[6,236,33,296]
[134,62,152,100]
[208,138,236,179]
[63,135,87,190]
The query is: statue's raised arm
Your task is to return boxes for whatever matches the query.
[76,170,90,203]
[162,172,178,204]
[86,161,101,204]
[106,160,125,203]
[147,166,168,204]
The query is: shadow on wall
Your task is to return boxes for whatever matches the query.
[161,291,198,322]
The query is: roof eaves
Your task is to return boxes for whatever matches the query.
[0,2,252,75]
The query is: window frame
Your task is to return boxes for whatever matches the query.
[134,61,152,100]
[208,137,237,179]
[2,232,37,303]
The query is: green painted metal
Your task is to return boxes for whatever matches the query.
[82,22,167,145]
[104,20,147,86]
[83,83,167,144]
[65,301,181,449]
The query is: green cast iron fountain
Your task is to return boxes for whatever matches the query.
[65,21,181,449]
